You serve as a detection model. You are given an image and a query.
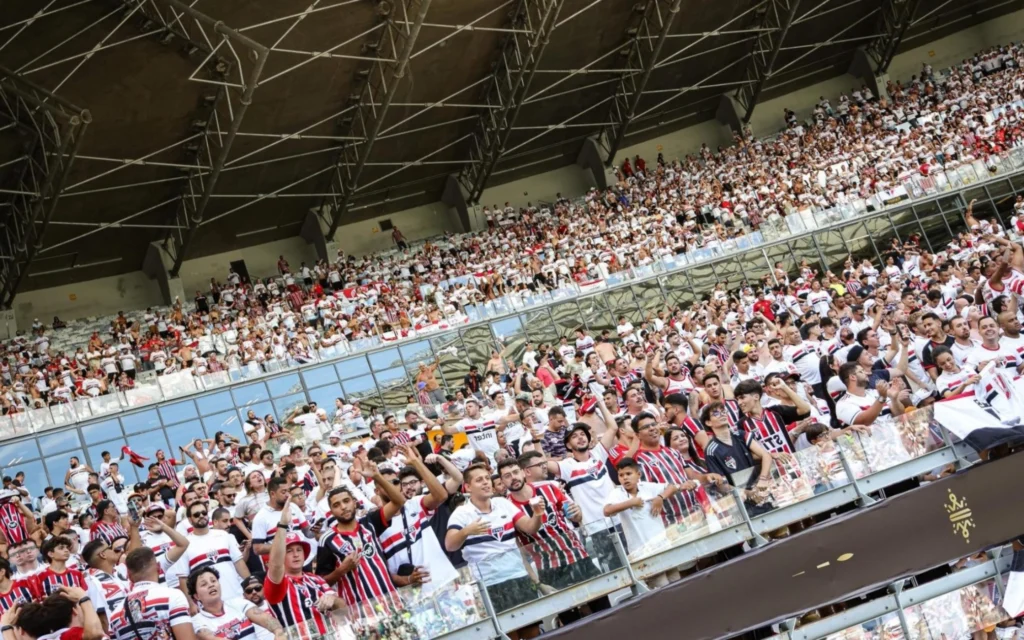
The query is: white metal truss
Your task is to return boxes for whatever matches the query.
[0,66,89,306]
[600,0,682,165]
[732,0,803,123]
[865,0,922,73]
[318,0,433,239]
[455,0,565,205]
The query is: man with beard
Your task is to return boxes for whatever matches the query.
[444,397,519,466]
[314,461,406,613]
[645,349,695,397]
[173,500,250,609]
[378,445,459,590]
[250,477,314,565]
[499,456,609,625]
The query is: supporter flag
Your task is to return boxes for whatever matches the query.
[1001,543,1024,618]
[120,445,148,468]
[933,364,1024,452]
[577,279,607,293]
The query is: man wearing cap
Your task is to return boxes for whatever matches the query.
[444,396,519,466]
[265,498,342,635]
[540,392,621,533]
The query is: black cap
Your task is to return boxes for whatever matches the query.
[563,422,592,446]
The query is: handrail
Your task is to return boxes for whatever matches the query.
[1,151,1021,441]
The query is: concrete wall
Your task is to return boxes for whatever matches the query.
[618,118,733,164]
[332,200,460,256]
[15,271,164,329]
[176,236,317,296]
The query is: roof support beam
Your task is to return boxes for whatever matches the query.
[732,0,802,124]
[321,0,433,239]
[0,66,89,307]
[865,0,922,73]
[129,0,269,277]
[456,0,565,205]
[601,0,683,166]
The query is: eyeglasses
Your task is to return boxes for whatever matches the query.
[709,409,727,417]
[112,545,126,554]
[399,480,419,489]
[244,586,263,595]
[637,422,658,431]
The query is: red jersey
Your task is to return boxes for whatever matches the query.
[509,482,587,571]
[0,503,28,546]
[264,573,337,638]
[0,579,34,613]
[30,566,87,599]
[740,408,795,454]
[633,446,702,523]
[315,511,397,614]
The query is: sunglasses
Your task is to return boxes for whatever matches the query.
[244,586,263,594]
[112,546,126,554]
[191,511,208,518]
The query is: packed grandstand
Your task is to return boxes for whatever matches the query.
[3,41,1024,640]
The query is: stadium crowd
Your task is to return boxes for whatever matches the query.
[3,43,1024,640]
[5,43,1024,412]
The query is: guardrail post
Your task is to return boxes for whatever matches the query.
[836,447,877,506]
[987,548,1006,599]
[608,527,648,597]
[940,428,973,470]
[473,573,512,640]
[732,486,769,547]
[888,580,913,638]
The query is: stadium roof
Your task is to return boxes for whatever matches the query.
[0,0,1019,298]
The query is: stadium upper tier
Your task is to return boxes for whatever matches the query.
[2,42,1024,432]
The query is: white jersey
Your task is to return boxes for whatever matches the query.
[605,482,668,555]
[835,390,889,426]
[191,601,258,640]
[784,341,822,384]
[936,368,977,396]
[555,444,617,533]
[966,343,1020,372]
[86,567,129,615]
[378,495,459,592]
[452,415,499,462]
[170,530,245,602]
[109,580,191,640]
[447,497,526,584]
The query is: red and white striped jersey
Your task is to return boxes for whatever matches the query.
[264,573,336,638]
[509,482,587,570]
[315,511,398,613]
[633,447,701,522]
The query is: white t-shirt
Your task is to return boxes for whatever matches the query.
[109,581,191,640]
[935,367,976,396]
[170,530,245,602]
[605,482,668,555]
[452,416,500,463]
[291,413,322,443]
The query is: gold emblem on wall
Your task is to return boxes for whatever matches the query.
[946,489,975,543]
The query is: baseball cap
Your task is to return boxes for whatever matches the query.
[846,345,865,364]
[145,502,167,515]
[563,422,592,446]
[241,576,261,591]
[284,532,311,556]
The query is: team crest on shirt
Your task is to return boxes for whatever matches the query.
[489,526,505,541]
[724,456,737,470]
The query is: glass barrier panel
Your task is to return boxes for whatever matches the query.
[72,399,94,422]
[199,370,232,389]
[27,406,54,431]
[88,393,123,417]
[343,566,487,639]
[836,408,944,477]
[906,577,1008,639]
[471,521,623,614]
[635,485,744,561]
[791,438,851,491]
[125,381,163,407]
[50,402,77,427]
[159,370,200,398]
[0,414,15,440]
